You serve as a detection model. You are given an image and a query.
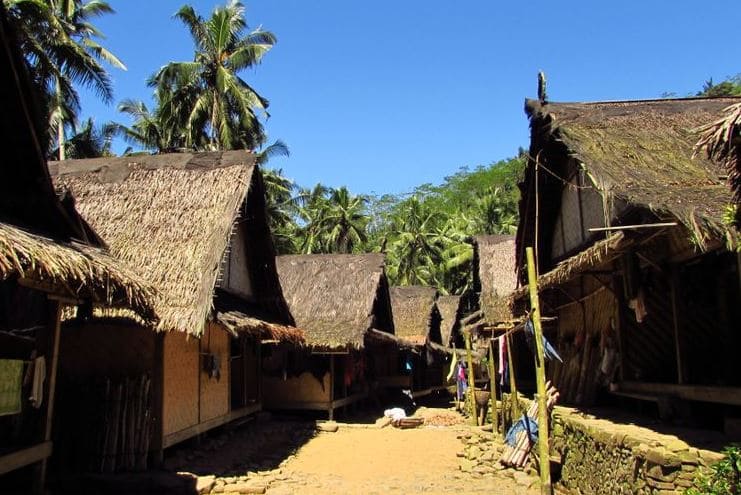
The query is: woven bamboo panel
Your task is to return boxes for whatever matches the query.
[199,322,230,422]
[263,371,330,407]
[163,332,198,436]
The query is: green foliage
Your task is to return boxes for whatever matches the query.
[5,0,125,155]
[147,0,275,151]
[688,445,741,495]
[698,76,741,97]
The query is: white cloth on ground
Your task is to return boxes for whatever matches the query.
[383,408,407,422]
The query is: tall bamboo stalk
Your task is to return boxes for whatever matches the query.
[488,340,499,435]
[463,329,477,426]
[526,246,552,495]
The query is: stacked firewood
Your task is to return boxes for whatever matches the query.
[500,383,559,468]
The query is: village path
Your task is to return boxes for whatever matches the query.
[265,423,536,495]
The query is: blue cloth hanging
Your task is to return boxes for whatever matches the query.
[524,319,563,363]
[505,415,539,446]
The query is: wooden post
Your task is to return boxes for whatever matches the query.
[256,339,262,404]
[488,340,499,435]
[34,300,62,494]
[669,266,685,385]
[328,355,335,421]
[526,247,553,495]
[613,275,627,382]
[463,329,477,426]
[150,333,165,467]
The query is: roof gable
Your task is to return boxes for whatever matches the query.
[389,286,440,345]
[473,235,516,324]
[524,98,738,249]
[276,253,389,350]
[50,151,264,336]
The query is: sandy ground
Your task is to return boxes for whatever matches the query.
[267,425,537,495]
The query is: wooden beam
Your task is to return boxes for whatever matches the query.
[588,222,677,232]
[618,382,741,406]
[0,442,52,476]
[35,300,62,493]
[162,403,262,449]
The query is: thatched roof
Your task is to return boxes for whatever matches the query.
[213,289,303,345]
[510,232,631,302]
[50,151,282,337]
[473,235,517,324]
[524,98,739,250]
[0,8,155,319]
[276,254,393,350]
[389,286,440,346]
[0,222,155,320]
[436,295,461,347]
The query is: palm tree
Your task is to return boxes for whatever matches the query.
[109,98,179,153]
[5,0,125,158]
[49,117,114,159]
[150,1,275,151]
[321,187,369,253]
[474,186,518,234]
[385,196,446,286]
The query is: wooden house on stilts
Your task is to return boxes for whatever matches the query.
[388,286,447,397]
[513,97,741,423]
[269,254,395,419]
[48,152,302,471]
[0,8,155,491]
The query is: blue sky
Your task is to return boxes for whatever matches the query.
[79,0,740,196]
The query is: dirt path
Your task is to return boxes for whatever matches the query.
[267,425,537,495]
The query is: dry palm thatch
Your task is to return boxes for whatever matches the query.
[473,235,517,324]
[510,232,631,302]
[524,98,739,249]
[216,311,304,345]
[276,254,393,350]
[389,286,439,346]
[0,222,155,320]
[50,151,264,336]
[436,294,461,347]
[694,102,741,202]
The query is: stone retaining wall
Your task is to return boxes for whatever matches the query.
[490,394,725,494]
[551,407,723,494]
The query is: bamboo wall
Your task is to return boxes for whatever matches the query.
[262,371,331,406]
[549,278,617,406]
[199,322,230,422]
[162,331,198,436]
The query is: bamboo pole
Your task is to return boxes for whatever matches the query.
[526,246,552,495]
[463,329,477,426]
[488,340,499,435]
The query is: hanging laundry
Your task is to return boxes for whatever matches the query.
[629,288,648,323]
[524,319,563,362]
[456,362,468,402]
[0,359,23,416]
[498,337,505,375]
[500,337,508,387]
[29,356,46,409]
